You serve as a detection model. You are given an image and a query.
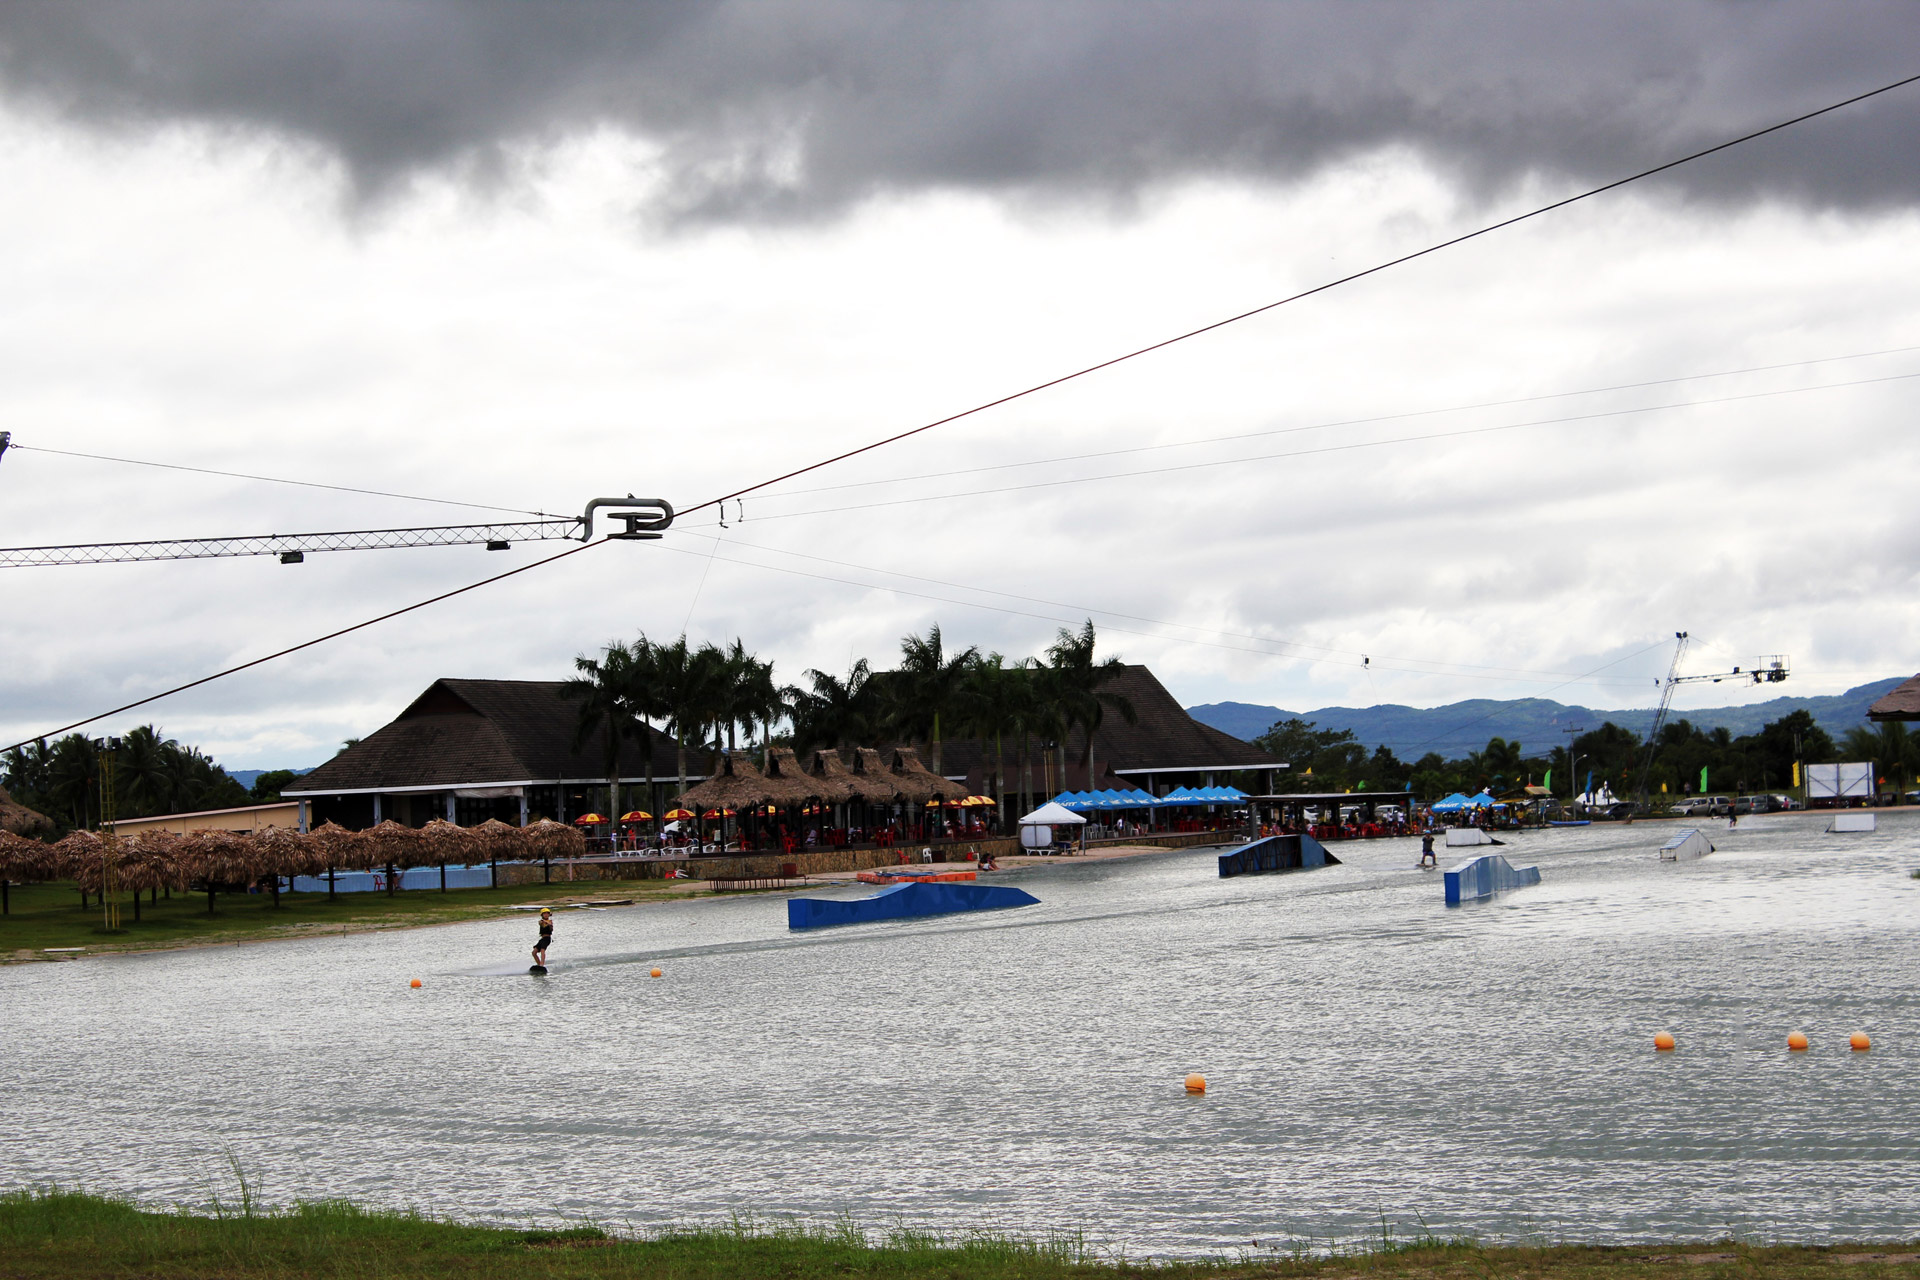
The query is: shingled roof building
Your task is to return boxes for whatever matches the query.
[284,679,707,833]
[1868,674,1920,721]
[283,665,1282,832]
[907,664,1286,798]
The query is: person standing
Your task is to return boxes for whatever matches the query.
[533,908,554,967]
[1419,832,1437,868]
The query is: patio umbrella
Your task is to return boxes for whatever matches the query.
[663,808,696,821]
[619,810,653,822]
[701,807,736,819]
[572,812,608,826]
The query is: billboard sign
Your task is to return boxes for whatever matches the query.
[1806,762,1874,800]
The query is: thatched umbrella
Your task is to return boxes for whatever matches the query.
[51,830,105,907]
[363,820,425,896]
[250,826,308,908]
[522,818,582,883]
[419,818,476,892]
[0,830,55,914]
[472,818,522,889]
[0,786,53,838]
[306,821,367,899]
[176,829,254,915]
[117,830,187,921]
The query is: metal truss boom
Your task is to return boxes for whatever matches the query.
[0,497,673,568]
[0,518,584,567]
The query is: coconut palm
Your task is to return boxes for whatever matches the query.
[1045,621,1136,792]
[1843,721,1917,795]
[789,660,877,755]
[894,624,979,777]
[649,635,729,797]
[564,640,646,827]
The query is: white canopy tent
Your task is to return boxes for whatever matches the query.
[1018,801,1086,853]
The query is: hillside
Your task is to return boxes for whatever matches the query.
[1187,676,1907,758]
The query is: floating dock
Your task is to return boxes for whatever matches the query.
[1217,833,1340,878]
[787,880,1038,930]
[1659,828,1714,861]
[856,868,978,884]
[1444,853,1541,904]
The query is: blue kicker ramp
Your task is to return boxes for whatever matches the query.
[788,880,1040,930]
[1444,853,1541,905]
[1217,833,1341,878]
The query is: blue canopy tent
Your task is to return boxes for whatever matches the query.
[1430,792,1473,813]
[1467,791,1500,808]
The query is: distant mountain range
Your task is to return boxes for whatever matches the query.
[1187,676,1908,759]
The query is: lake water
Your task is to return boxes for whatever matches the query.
[4,813,1917,1255]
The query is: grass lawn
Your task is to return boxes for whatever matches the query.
[3,1191,1917,1280]
[0,876,700,962]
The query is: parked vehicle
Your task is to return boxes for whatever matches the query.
[1771,794,1804,811]
[1671,795,1733,817]
[1730,796,1772,816]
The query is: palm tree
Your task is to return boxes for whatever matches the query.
[790,660,876,754]
[119,725,174,818]
[563,641,645,824]
[1843,721,1914,796]
[47,735,97,829]
[958,654,1018,810]
[650,636,729,793]
[1045,621,1136,792]
[895,624,979,777]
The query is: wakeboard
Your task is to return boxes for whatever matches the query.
[528,964,548,975]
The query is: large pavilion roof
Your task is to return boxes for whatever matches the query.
[922,664,1284,778]
[1868,673,1920,721]
[287,679,705,796]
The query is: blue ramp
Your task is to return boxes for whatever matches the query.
[788,881,1039,930]
[1444,854,1541,905]
[1217,833,1340,878]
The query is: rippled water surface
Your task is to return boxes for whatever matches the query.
[5,814,1918,1254]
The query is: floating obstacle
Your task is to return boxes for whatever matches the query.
[787,880,1039,930]
[856,868,978,885]
[1829,812,1877,833]
[1549,819,1591,827]
[1217,832,1340,878]
[1444,853,1541,904]
[1659,828,1714,861]
[1444,827,1504,847]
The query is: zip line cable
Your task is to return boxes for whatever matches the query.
[758,342,1920,500]
[1,539,607,754]
[6,442,553,517]
[681,368,1920,524]
[679,70,1920,520]
[10,72,1917,748]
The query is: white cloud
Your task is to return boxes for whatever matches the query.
[2,112,1916,767]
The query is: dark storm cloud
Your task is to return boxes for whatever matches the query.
[1,1,1916,219]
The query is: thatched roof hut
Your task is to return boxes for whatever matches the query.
[51,830,104,883]
[851,749,905,803]
[764,747,824,802]
[124,830,187,892]
[889,747,969,802]
[250,826,311,878]
[804,749,861,805]
[681,752,811,810]
[0,787,52,837]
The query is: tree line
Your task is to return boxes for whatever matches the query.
[563,621,1136,814]
[1252,707,1874,801]
[2,726,280,835]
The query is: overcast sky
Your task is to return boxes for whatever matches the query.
[3,2,1919,770]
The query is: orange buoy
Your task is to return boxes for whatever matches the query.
[1850,1032,1871,1052]
[1787,1031,1808,1052]
[409,978,422,989]
[1653,1032,1676,1052]
[650,968,662,978]
[1184,1073,1206,1094]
